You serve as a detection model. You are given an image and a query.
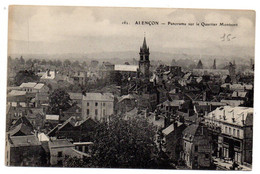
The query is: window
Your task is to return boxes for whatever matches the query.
[95,109,98,116]
[58,151,62,157]
[87,102,89,106]
[229,128,231,134]
[103,103,105,106]
[205,154,209,158]
[87,109,89,115]
[195,145,198,152]
[237,130,240,137]
[233,128,236,136]
[103,109,106,116]
[225,127,227,133]
[78,146,82,152]
[95,102,98,106]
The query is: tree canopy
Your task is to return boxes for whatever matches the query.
[64,115,174,169]
[14,70,39,86]
[49,88,72,114]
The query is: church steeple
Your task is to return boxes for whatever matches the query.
[142,37,148,50]
[139,35,150,83]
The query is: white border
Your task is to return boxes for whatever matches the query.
[0,1,259,174]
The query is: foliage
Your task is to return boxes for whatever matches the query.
[49,88,72,114]
[64,115,174,169]
[14,70,39,86]
[63,59,71,67]
[64,156,91,168]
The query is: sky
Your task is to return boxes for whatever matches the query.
[8,5,256,58]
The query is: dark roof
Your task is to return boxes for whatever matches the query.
[9,135,41,147]
[183,124,199,141]
[183,114,198,123]
[8,123,34,136]
[48,139,74,148]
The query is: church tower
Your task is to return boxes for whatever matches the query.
[139,36,150,82]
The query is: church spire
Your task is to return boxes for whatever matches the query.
[142,36,148,50]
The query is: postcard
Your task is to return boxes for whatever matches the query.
[6,5,255,170]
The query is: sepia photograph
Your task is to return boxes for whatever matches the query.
[5,5,255,171]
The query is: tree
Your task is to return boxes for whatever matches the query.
[63,59,71,67]
[82,61,87,67]
[72,60,80,67]
[41,59,46,65]
[20,56,25,64]
[49,89,72,114]
[14,70,39,86]
[64,115,174,168]
[26,59,33,66]
[64,156,91,168]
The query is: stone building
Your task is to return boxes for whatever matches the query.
[181,123,212,169]
[82,93,114,121]
[204,106,253,165]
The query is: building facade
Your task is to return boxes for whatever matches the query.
[204,106,253,165]
[82,93,114,121]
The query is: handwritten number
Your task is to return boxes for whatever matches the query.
[220,33,236,41]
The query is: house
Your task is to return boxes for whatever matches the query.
[8,116,34,136]
[156,100,185,127]
[62,104,82,122]
[181,123,212,169]
[48,117,97,142]
[19,82,49,93]
[82,93,114,121]
[71,71,86,86]
[5,135,45,166]
[204,106,253,165]
[48,139,90,166]
[117,94,136,114]
[7,90,27,107]
[68,92,83,105]
[161,122,187,162]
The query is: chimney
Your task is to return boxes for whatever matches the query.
[242,113,245,125]
[174,121,178,129]
[232,111,235,122]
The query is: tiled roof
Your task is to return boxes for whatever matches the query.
[20,82,37,88]
[159,100,185,107]
[41,71,55,80]
[183,124,199,141]
[82,93,114,102]
[8,90,26,96]
[206,106,253,126]
[10,135,41,147]
[46,115,59,121]
[232,91,247,98]
[114,65,138,72]
[162,124,174,135]
[34,83,45,90]
[8,123,34,136]
[69,93,83,100]
[48,139,74,148]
